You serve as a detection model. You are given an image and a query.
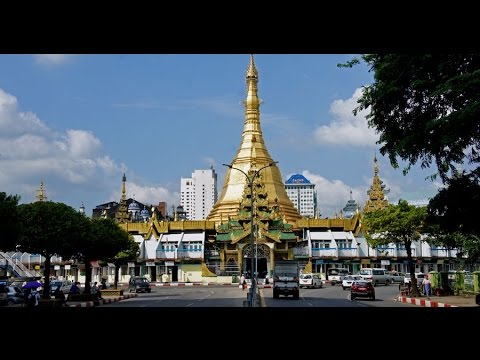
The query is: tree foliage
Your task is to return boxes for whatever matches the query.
[427,171,480,262]
[0,192,20,251]
[363,199,428,296]
[341,54,480,256]
[340,54,480,183]
[75,218,132,293]
[107,237,139,289]
[17,201,90,298]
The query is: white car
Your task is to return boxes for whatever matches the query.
[299,273,323,288]
[342,275,362,290]
[404,272,425,287]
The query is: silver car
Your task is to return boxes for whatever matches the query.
[50,280,73,295]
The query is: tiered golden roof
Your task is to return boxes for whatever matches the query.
[363,155,390,213]
[207,55,302,227]
[115,173,130,223]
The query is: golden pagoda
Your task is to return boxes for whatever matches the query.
[363,155,390,213]
[35,180,48,202]
[207,55,302,227]
[115,173,130,223]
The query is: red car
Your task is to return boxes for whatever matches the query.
[350,280,375,301]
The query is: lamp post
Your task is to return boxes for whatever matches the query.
[223,161,278,307]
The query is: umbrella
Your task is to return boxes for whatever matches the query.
[22,281,43,289]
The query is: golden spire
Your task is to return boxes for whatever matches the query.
[35,180,47,202]
[207,55,301,227]
[115,173,130,222]
[363,155,390,213]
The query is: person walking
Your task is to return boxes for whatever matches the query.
[240,274,246,291]
[422,274,432,299]
[54,287,66,306]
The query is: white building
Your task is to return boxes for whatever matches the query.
[285,174,317,218]
[180,167,218,220]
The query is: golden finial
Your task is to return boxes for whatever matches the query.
[246,54,258,79]
[36,180,47,202]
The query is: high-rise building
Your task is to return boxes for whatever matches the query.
[285,174,317,218]
[181,167,218,220]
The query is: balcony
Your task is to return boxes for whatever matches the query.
[338,248,359,258]
[430,248,449,258]
[292,247,310,258]
[177,248,203,259]
[311,248,338,258]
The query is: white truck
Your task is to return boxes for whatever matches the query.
[272,260,300,300]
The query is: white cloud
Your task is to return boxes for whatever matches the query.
[111,181,179,210]
[313,87,378,147]
[300,170,368,218]
[0,87,123,198]
[0,89,50,135]
[64,129,102,158]
[34,54,74,67]
[0,87,181,214]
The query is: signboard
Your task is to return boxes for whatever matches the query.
[54,265,60,270]
[146,262,155,267]
[315,260,324,265]
[165,261,174,266]
[128,262,135,268]
[381,260,390,265]
[65,265,71,270]
[361,259,371,264]
[34,265,40,270]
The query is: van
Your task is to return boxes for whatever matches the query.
[128,276,152,293]
[359,268,391,286]
[327,268,350,285]
[299,273,323,288]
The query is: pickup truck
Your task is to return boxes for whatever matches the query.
[272,260,300,300]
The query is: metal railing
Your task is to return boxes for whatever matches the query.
[0,251,39,278]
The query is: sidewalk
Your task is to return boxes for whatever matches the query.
[396,293,478,307]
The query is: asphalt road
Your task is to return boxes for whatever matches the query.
[101,283,413,308]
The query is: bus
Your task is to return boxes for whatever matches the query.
[327,268,350,285]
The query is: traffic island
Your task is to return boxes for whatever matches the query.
[38,299,66,308]
[100,288,124,297]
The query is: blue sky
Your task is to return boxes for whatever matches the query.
[0,54,441,218]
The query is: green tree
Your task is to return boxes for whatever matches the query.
[104,237,139,289]
[0,192,20,252]
[76,218,132,294]
[340,54,480,253]
[17,201,90,299]
[340,54,480,182]
[363,199,428,297]
[427,170,480,264]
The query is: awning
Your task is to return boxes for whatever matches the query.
[90,261,100,268]
[107,263,115,267]
[437,259,444,264]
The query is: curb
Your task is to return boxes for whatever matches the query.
[67,293,137,307]
[396,296,457,307]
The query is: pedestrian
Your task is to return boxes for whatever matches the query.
[101,280,108,290]
[67,281,80,302]
[240,274,246,291]
[26,288,40,307]
[54,287,66,306]
[422,274,432,299]
[91,281,102,300]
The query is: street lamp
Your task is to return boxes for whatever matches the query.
[223,161,278,307]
